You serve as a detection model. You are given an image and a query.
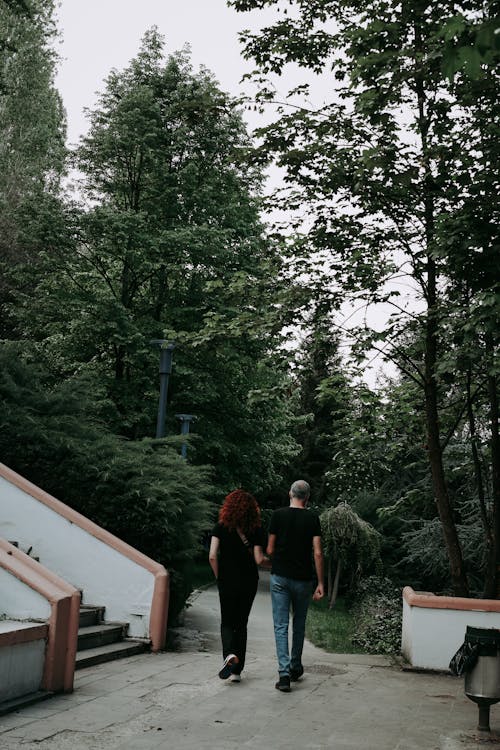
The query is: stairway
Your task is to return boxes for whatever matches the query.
[76,603,149,669]
[8,541,149,669]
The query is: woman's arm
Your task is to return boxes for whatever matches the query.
[253,545,264,565]
[255,545,272,570]
[209,536,220,579]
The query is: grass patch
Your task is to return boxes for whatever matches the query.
[306,597,365,654]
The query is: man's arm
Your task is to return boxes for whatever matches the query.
[266,533,276,558]
[312,535,324,600]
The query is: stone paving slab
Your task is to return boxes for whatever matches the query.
[1,573,499,749]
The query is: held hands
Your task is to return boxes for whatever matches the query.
[312,582,324,601]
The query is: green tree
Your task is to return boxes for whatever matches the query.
[0,0,66,337]
[12,28,297,496]
[230,0,499,595]
[289,306,348,505]
[0,343,213,619]
[320,503,382,608]
[282,304,388,508]
[321,378,388,504]
[436,58,500,595]
[439,3,500,80]
[372,354,496,595]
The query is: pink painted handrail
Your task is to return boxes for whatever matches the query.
[0,538,80,693]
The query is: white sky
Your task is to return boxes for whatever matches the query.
[54,0,407,386]
[55,0,298,145]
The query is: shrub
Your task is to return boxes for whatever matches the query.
[320,502,383,607]
[0,346,214,622]
[350,576,402,655]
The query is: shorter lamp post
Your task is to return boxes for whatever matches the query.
[150,340,175,438]
[175,414,195,458]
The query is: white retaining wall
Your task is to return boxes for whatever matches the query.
[0,566,51,621]
[402,588,500,671]
[0,475,156,639]
[0,622,47,702]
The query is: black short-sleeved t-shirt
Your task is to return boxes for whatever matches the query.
[212,523,267,586]
[269,506,321,581]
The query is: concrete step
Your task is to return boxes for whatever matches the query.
[0,690,53,717]
[77,623,128,651]
[79,605,105,628]
[75,640,148,669]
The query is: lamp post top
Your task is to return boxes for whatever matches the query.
[175,413,195,422]
[150,339,175,350]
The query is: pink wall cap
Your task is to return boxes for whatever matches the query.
[403,586,500,612]
[0,623,48,649]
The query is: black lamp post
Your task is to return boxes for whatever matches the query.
[175,414,195,458]
[150,340,175,438]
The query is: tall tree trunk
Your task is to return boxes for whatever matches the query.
[465,366,495,597]
[114,252,132,381]
[114,344,125,380]
[328,558,342,609]
[424,294,469,595]
[486,335,500,598]
[153,264,168,322]
[414,16,468,596]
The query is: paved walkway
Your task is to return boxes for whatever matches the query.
[1,573,499,749]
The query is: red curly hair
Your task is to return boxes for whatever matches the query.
[219,489,261,533]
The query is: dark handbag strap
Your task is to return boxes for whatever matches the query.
[237,528,253,555]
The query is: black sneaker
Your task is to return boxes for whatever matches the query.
[290,666,304,682]
[275,675,291,692]
[219,654,238,680]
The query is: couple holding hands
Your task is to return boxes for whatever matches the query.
[209,480,324,692]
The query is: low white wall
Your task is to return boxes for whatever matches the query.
[0,475,155,639]
[0,623,46,702]
[0,567,51,621]
[402,592,500,671]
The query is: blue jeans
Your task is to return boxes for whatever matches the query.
[270,574,313,676]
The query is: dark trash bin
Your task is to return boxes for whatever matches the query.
[463,626,500,732]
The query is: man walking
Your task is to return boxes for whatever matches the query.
[267,479,324,692]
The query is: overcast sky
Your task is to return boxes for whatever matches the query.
[54,0,290,145]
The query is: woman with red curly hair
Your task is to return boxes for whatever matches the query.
[209,489,266,683]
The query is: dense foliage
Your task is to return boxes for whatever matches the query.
[0,345,214,619]
[231,0,499,597]
[350,576,403,655]
[0,11,297,616]
[0,0,66,339]
[11,28,298,497]
[1,0,498,628]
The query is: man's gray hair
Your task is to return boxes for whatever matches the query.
[290,480,310,501]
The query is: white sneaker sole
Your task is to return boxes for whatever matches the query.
[218,654,239,679]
